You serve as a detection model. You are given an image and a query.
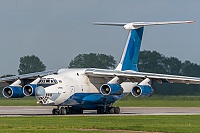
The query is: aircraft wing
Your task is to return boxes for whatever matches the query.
[85,68,200,85]
[0,69,58,87]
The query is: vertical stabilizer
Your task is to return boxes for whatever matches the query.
[116,27,144,71]
[94,20,194,71]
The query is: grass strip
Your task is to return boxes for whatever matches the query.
[0,97,38,106]
[0,115,200,133]
[115,95,200,107]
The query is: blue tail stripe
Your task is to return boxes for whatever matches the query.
[121,27,144,71]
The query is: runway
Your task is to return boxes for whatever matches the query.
[1,106,200,116]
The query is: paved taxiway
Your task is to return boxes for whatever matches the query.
[1,106,200,116]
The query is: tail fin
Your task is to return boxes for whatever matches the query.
[116,27,143,71]
[94,20,195,71]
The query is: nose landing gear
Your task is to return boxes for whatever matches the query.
[52,106,60,115]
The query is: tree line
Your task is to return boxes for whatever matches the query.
[1,51,200,96]
[138,51,200,95]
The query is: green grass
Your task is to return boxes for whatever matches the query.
[0,115,200,133]
[1,96,200,133]
[1,95,200,107]
[114,95,200,107]
[0,97,38,106]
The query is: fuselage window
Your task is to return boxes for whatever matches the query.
[54,80,58,84]
[46,79,50,83]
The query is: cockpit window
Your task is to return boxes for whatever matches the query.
[38,78,58,87]
[54,80,57,83]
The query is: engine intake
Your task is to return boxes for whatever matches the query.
[2,86,25,98]
[23,84,37,96]
[131,85,153,97]
[100,84,123,95]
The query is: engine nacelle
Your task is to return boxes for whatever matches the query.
[131,85,154,97]
[23,84,37,96]
[2,86,25,98]
[100,84,123,95]
[23,78,41,96]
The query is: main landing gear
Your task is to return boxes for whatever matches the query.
[52,105,120,115]
[97,106,120,114]
[52,106,83,115]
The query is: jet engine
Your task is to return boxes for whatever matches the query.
[23,78,40,96]
[23,84,37,96]
[2,79,25,98]
[131,78,154,97]
[2,86,24,98]
[131,85,153,97]
[100,84,123,95]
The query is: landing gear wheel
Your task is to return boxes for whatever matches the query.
[52,108,59,115]
[59,107,67,115]
[109,107,115,114]
[52,108,56,115]
[114,106,120,114]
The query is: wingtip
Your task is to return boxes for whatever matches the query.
[188,20,196,23]
[93,22,98,25]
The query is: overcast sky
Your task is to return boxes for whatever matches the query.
[0,0,199,75]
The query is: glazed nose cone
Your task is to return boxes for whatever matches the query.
[35,86,45,96]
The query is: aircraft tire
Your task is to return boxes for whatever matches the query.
[60,107,67,115]
[52,108,56,115]
[52,108,59,115]
[114,106,120,114]
[109,107,115,114]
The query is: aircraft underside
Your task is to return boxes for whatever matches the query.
[43,93,126,115]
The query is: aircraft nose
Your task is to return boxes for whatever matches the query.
[35,86,45,96]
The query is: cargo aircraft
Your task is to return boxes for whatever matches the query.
[0,20,199,115]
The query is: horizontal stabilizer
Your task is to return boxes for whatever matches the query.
[94,20,195,30]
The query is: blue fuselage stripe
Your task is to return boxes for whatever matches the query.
[61,92,129,109]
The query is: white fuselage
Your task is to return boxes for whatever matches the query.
[36,68,135,108]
